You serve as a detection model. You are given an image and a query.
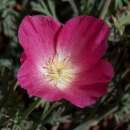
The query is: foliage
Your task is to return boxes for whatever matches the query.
[31,0,57,19]
[0,0,130,130]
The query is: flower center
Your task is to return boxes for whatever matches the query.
[43,55,75,89]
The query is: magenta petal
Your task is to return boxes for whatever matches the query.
[63,83,107,108]
[62,59,113,108]
[17,60,63,101]
[57,16,110,70]
[73,59,114,86]
[18,16,62,65]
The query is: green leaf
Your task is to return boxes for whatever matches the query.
[31,0,57,19]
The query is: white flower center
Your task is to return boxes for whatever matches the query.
[43,54,75,89]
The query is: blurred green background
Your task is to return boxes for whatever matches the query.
[0,0,130,130]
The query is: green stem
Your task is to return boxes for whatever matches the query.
[99,0,112,19]
[73,106,118,130]
[19,99,41,125]
[13,81,19,91]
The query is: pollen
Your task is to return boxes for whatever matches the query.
[43,54,75,89]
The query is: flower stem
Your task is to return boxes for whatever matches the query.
[13,81,19,91]
[19,99,41,125]
[74,106,118,130]
[99,0,112,19]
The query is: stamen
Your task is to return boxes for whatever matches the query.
[43,54,75,89]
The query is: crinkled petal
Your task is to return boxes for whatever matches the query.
[18,15,62,65]
[63,83,107,108]
[17,60,63,101]
[57,16,110,70]
[62,59,113,108]
[73,59,114,86]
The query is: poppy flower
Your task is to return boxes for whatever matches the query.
[17,16,114,108]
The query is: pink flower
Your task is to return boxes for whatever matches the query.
[17,16,114,108]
